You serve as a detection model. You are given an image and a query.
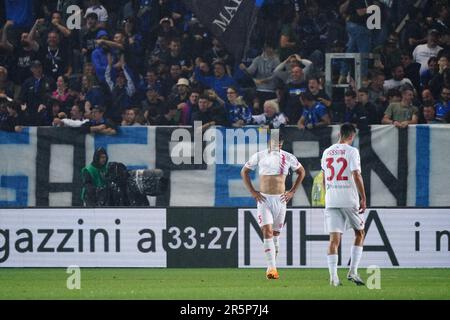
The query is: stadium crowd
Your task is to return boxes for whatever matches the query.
[0,0,449,134]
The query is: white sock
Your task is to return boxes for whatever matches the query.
[273,236,280,257]
[263,238,276,268]
[350,245,363,275]
[327,254,338,280]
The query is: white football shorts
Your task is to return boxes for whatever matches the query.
[324,207,365,233]
[256,193,287,232]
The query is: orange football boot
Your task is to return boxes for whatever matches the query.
[266,267,279,280]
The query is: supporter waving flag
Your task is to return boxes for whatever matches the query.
[182,0,264,62]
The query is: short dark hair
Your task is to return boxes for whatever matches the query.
[213,60,226,68]
[86,12,99,20]
[401,50,413,59]
[400,84,414,94]
[264,40,276,49]
[427,28,440,37]
[190,88,202,95]
[358,87,369,94]
[73,104,84,113]
[391,64,403,73]
[387,88,401,98]
[307,76,320,84]
[437,52,449,61]
[146,69,159,78]
[340,123,356,139]
[114,30,126,37]
[92,105,106,113]
[227,86,239,94]
[198,94,211,102]
[370,69,385,79]
[47,30,60,38]
[0,97,8,109]
[170,63,181,69]
[428,56,438,65]
[345,90,357,99]
[7,101,21,112]
[422,86,432,93]
[300,91,315,102]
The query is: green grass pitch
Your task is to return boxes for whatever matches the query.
[0,268,449,300]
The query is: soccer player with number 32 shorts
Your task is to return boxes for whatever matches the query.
[241,130,305,280]
[321,124,367,287]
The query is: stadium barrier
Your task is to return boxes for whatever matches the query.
[0,207,449,268]
[1,125,450,208]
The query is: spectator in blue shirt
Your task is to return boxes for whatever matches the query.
[194,60,238,101]
[225,86,252,128]
[91,30,110,83]
[436,85,450,122]
[5,0,34,29]
[298,91,330,129]
[19,60,55,122]
[121,17,145,78]
[36,98,64,126]
[341,89,369,130]
[81,74,105,108]
[105,54,136,124]
[81,105,117,135]
[420,57,438,89]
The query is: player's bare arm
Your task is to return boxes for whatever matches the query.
[281,166,305,203]
[241,167,266,203]
[352,170,367,213]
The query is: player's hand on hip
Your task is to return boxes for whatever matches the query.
[359,198,367,214]
[252,191,266,203]
[281,191,294,203]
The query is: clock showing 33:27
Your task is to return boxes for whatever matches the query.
[164,208,239,267]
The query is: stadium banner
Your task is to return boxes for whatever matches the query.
[1,208,448,268]
[1,125,450,208]
[239,208,450,268]
[0,208,167,267]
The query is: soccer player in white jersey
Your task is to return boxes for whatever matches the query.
[321,124,367,287]
[241,130,305,280]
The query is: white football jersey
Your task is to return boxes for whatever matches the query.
[245,149,302,176]
[321,143,361,208]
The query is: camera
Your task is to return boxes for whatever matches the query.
[97,163,168,207]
